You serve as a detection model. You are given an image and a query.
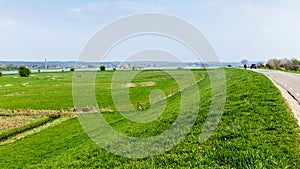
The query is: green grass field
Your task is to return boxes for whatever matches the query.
[0,72,73,110]
[0,69,299,168]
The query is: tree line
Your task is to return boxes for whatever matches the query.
[266,58,300,71]
[0,64,18,71]
[0,65,108,78]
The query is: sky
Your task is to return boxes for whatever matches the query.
[0,0,300,62]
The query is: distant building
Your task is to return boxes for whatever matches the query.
[44,58,48,69]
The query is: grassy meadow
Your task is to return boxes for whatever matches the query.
[0,68,299,168]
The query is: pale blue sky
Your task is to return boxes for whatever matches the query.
[1,0,300,62]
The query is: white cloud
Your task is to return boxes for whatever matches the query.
[243,3,300,26]
[241,2,300,40]
[70,8,82,13]
[69,0,165,15]
[0,19,20,29]
[192,1,300,61]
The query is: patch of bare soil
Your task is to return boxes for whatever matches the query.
[121,82,156,88]
[3,92,25,97]
[73,107,114,114]
[122,83,136,88]
[0,116,39,131]
[20,83,30,87]
[100,108,114,113]
[0,109,74,116]
[0,116,74,146]
[139,82,156,87]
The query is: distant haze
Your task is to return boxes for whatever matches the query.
[0,0,300,62]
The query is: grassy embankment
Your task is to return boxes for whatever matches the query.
[0,69,299,168]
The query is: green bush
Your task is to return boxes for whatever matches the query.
[100,65,105,71]
[257,62,264,68]
[0,71,2,77]
[70,68,75,72]
[18,66,31,77]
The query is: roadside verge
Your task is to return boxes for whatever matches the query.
[262,73,300,126]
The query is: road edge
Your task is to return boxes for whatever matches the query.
[263,74,300,127]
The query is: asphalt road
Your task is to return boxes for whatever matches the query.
[254,69,300,104]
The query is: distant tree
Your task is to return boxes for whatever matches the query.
[18,66,31,77]
[113,68,116,71]
[100,65,106,71]
[70,68,75,71]
[227,64,232,67]
[0,64,17,71]
[266,59,279,69]
[266,58,299,71]
[291,58,299,64]
[257,62,264,68]
[241,59,249,65]
[0,71,2,77]
[290,58,299,71]
[278,58,291,70]
[201,63,209,68]
[7,64,17,71]
[0,64,6,71]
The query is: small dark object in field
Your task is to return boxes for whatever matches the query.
[250,64,257,69]
[49,114,61,119]
[73,107,98,113]
[100,65,105,71]
[136,102,144,111]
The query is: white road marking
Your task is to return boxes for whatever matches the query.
[284,84,287,86]
[296,93,300,96]
[290,87,293,90]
